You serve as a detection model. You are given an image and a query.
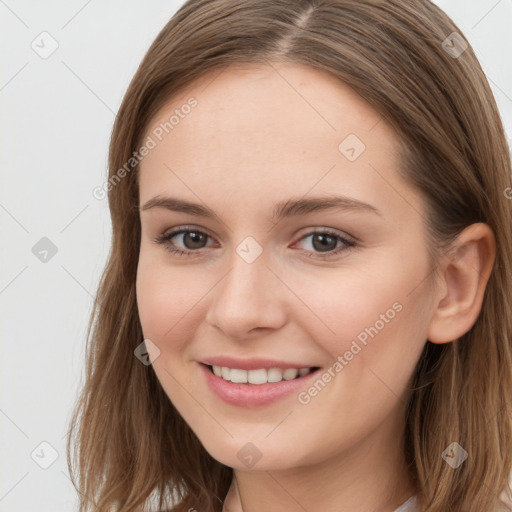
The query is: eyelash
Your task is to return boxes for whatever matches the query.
[153,226,357,260]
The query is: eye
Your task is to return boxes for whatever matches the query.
[153,227,215,256]
[293,228,357,259]
[153,226,357,259]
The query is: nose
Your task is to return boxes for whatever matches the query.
[205,244,287,339]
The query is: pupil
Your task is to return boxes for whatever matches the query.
[312,234,336,252]
[184,232,206,249]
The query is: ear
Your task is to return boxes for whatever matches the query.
[427,223,496,344]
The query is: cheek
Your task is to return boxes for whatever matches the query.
[292,252,431,403]
[136,257,207,343]
[286,273,429,464]
[287,253,426,350]
[135,258,209,415]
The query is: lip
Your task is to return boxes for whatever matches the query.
[200,356,317,371]
[198,362,321,407]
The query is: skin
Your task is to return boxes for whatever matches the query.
[136,62,495,512]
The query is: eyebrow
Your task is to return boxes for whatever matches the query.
[141,194,381,222]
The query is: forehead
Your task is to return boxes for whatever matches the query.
[144,61,385,148]
[138,62,423,225]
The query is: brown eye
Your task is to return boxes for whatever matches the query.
[294,229,357,259]
[310,233,338,252]
[180,231,208,249]
[154,228,215,256]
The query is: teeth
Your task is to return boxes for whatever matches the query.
[248,368,267,385]
[230,368,248,383]
[283,368,298,380]
[267,368,283,383]
[210,365,315,385]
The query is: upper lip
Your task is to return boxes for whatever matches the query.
[200,356,319,371]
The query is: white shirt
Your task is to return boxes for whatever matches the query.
[392,494,512,511]
[393,496,417,512]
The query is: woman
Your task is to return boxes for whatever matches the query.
[67,1,512,511]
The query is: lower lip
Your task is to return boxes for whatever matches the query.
[199,363,321,407]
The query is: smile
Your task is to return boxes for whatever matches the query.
[199,363,322,407]
[210,365,317,385]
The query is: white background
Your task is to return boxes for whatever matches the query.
[1,1,511,511]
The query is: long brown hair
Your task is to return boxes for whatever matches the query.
[67,1,512,511]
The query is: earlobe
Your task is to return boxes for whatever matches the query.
[427,223,495,344]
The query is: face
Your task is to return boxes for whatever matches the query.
[136,62,436,471]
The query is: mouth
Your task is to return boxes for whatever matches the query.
[198,362,322,407]
[203,363,321,385]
